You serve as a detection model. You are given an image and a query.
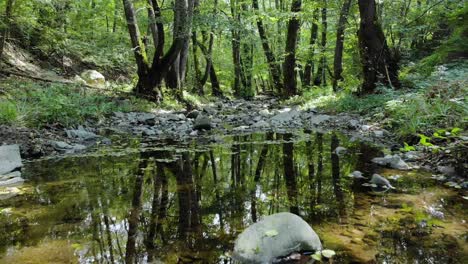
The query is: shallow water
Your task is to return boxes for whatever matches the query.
[0,131,466,263]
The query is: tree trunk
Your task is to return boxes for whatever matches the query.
[304,9,319,87]
[122,0,192,102]
[358,0,400,94]
[314,1,327,86]
[282,0,302,97]
[332,0,353,91]
[0,0,15,60]
[252,0,283,94]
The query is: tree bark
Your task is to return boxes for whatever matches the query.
[0,0,15,60]
[314,1,327,86]
[304,9,319,87]
[122,0,192,101]
[282,0,302,97]
[252,0,283,94]
[332,0,353,91]
[358,0,400,94]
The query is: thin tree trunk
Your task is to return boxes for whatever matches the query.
[304,9,319,87]
[314,1,327,86]
[332,0,353,91]
[283,0,302,97]
[252,0,283,94]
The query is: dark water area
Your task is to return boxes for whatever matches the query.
[0,131,466,263]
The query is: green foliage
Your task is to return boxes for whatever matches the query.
[400,143,416,152]
[1,79,155,127]
[0,100,18,124]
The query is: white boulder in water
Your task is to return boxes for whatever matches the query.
[233,212,322,263]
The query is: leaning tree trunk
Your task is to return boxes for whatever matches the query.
[358,0,400,94]
[332,0,353,91]
[252,0,283,94]
[0,0,15,60]
[283,0,302,97]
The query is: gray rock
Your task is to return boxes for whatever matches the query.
[0,177,24,187]
[66,128,98,140]
[0,145,22,175]
[373,130,385,138]
[307,114,331,126]
[0,171,21,180]
[348,119,360,129]
[371,155,410,170]
[51,140,73,150]
[252,120,269,129]
[259,109,271,116]
[270,108,301,126]
[194,115,212,130]
[369,174,395,189]
[403,151,422,162]
[437,166,456,176]
[334,147,348,156]
[137,113,156,125]
[51,141,86,154]
[233,212,322,264]
[186,110,200,119]
[348,171,366,179]
[81,70,105,87]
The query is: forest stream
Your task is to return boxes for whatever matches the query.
[0,130,466,263]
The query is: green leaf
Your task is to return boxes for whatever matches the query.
[312,252,322,261]
[451,127,462,135]
[321,249,336,258]
[265,230,278,237]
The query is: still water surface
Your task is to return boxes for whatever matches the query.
[0,131,466,263]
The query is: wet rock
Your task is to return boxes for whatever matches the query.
[403,151,423,162]
[437,166,456,176]
[137,113,156,126]
[252,120,269,129]
[259,109,271,116]
[80,70,105,87]
[50,141,86,154]
[270,108,301,126]
[0,187,21,200]
[186,110,200,119]
[348,119,360,129]
[0,177,24,187]
[371,155,410,170]
[348,171,366,179]
[194,115,212,130]
[334,147,348,156]
[307,114,331,126]
[113,111,126,119]
[373,130,385,138]
[368,174,395,189]
[0,171,21,180]
[66,128,98,141]
[233,212,322,264]
[0,144,22,175]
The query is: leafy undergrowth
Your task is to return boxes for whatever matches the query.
[0,78,156,128]
[308,61,467,139]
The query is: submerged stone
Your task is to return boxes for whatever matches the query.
[233,212,322,264]
[0,145,22,175]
